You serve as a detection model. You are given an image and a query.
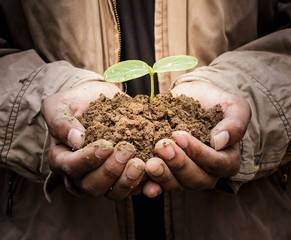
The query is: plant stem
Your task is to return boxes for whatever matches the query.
[149,72,155,104]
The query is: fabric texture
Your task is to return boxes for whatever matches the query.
[0,0,290,239]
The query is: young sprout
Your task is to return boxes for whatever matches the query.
[104,55,198,104]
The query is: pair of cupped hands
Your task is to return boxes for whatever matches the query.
[41,80,251,200]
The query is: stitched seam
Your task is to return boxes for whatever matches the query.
[0,66,45,164]
[247,73,291,140]
[237,71,290,176]
[238,167,278,175]
[238,165,280,175]
[162,0,165,58]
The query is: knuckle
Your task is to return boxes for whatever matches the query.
[194,177,208,189]
[119,182,136,192]
[158,173,173,184]
[49,149,79,178]
[48,151,66,174]
[49,118,63,137]
[163,173,174,183]
[170,157,187,172]
[103,164,121,180]
[184,174,216,190]
[186,178,204,189]
[60,163,72,176]
[55,154,73,176]
[225,145,241,176]
[84,155,101,169]
[208,156,222,172]
[229,155,241,176]
[190,141,203,159]
[234,121,246,139]
[80,181,102,197]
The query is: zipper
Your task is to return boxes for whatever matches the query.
[111,0,122,63]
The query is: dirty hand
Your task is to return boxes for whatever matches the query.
[41,81,146,200]
[143,80,251,197]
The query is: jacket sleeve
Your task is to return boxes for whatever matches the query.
[0,49,104,183]
[173,28,291,191]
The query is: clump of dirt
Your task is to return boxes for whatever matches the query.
[77,91,223,161]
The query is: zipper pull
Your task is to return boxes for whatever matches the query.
[282,172,288,191]
[279,167,288,192]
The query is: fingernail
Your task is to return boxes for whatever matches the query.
[93,139,114,159]
[155,139,175,160]
[95,148,111,160]
[115,142,135,163]
[115,150,132,163]
[67,128,84,148]
[147,188,158,198]
[172,131,188,148]
[127,164,143,180]
[151,163,164,177]
[213,131,229,150]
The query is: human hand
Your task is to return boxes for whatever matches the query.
[41,81,146,200]
[143,80,251,197]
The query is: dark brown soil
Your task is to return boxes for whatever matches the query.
[77,92,223,161]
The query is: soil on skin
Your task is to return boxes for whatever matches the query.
[77,92,223,161]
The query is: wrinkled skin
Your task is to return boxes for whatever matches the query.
[41,80,251,200]
[41,81,146,200]
[144,81,251,197]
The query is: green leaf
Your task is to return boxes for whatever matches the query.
[104,60,150,83]
[153,55,198,73]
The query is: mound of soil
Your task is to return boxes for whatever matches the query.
[77,92,223,161]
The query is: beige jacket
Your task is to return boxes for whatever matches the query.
[0,0,291,239]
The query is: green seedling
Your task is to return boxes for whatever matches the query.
[104,55,198,104]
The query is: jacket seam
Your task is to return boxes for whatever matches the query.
[247,72,291,140]
[162,0,166,59]
[0,66,46,165]
[238,168,276,175]
[238,71,290,175]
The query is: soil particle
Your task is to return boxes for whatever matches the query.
[87,139,114,151]
[116,141,136,155]
[129,158,146,171]
[77,91,223,161]
[56,108,75,123]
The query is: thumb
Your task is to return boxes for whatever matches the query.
[67,127,85,149]
[210,96,251,150]
[42,101,85,149]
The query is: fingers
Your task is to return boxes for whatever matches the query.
[145,158,184,193]
[41,81,122,149]
[210,92,251,150]
[77,142,137,198]
[106,158,146,200]
[154,139,219,190]
[49,138,114,178]
[50,138,145,199]
[171,80,251,151]
[145,130,241,194]
[172,131,241,177]
[143,180,163,198]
